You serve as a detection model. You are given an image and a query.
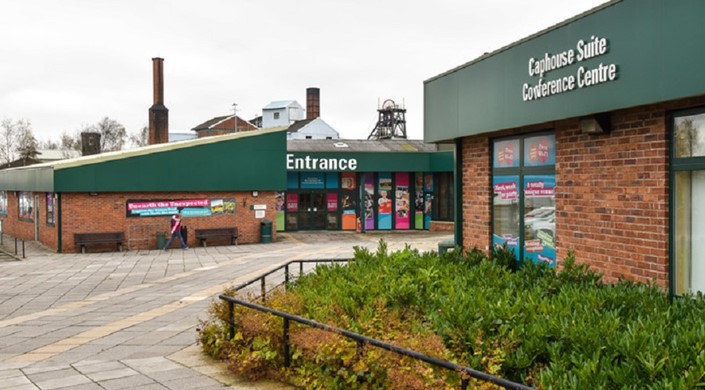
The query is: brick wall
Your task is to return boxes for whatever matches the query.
[0,192,59,249]
[60,191,277,252]
[2,191,277,252]
[429,221,454,233]
[460,136,492,251]
[460,96,705,288]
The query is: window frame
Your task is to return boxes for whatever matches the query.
[491,131,556,266]
[670,106,705,297]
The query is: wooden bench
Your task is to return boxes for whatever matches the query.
[195,227,238,247]
[74,232,124,253]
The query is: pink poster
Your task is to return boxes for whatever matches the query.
[286,193,298,212]
[395,173,410,229]
[327,193,338,212]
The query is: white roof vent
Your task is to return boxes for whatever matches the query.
[333,142,349,148]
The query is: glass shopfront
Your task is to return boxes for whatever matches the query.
[492,133,556,267]
[280,171,450,231]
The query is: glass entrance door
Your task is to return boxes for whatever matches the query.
[298,192,326,230]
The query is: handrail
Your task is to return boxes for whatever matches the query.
[220,258,533,390]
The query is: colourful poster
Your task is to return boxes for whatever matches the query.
[275,192,285,232]
[341,188,357,231]
[493,139,520,168]
[286,193,298,212]
[523,175,556,267]
[327,193,338,212]
[415,173,424,230]
[378,173,392,229]
[364,175,375,230]
[424,174,434,192]
[524,135,556,167]
[395,173,410,229]
[126,198,222,217]
[424,193,433,229]
[341,172,356,190]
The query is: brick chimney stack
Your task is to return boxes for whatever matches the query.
[148,57,169,144]
[306,87,320,120]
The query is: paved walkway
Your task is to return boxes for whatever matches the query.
[0,231,451,389]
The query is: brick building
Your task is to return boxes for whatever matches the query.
[424,0,705,296]
[0,129,286,252]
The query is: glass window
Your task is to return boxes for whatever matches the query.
[674,113,705,158]
[493,175,520,255]
[492,133,555,266]
[0,191,7,216]
[523,175,556,267]
[673,108,705,295]
[19,192,34,221]
[46,193,55,225]
[436,172,454,221]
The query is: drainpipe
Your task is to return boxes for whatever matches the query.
[56,193,62,253]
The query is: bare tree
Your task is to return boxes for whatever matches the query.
[128,125,149,149]
[39,138,59,150]
[94,117,126,152]
[0,118,32,165]
[16,124,39,163]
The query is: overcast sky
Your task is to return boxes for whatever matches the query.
[0,0,608,143]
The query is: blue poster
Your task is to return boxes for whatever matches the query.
[523,175,556,267]
[493,139,520,168]
[326,172,339,189]
[523,135,556,167]
[287,172,299,189]
[300,172,325,189]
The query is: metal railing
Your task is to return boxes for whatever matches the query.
[219,258,534,390]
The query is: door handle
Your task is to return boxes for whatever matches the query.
[313,208,317,212]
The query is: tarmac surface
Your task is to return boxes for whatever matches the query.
[0,231,452,389]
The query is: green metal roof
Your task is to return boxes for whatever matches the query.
[0,127,288,193]
[424,0,705,142]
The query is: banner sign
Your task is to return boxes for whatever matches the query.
[126,198,235,218]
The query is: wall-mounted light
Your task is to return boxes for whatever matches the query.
[90,192,98,196]
[252,191,258,197]
[580,113,611,135]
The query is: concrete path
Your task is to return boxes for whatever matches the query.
[0,231,451,389]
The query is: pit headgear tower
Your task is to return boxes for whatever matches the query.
[367,99,407,140]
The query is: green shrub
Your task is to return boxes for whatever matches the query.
[200,243,705,389]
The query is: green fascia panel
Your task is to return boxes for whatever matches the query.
[54,130,287,192]
[429,151,454,171]
[286,151,453,173]
[424,0,705,142]
[0,166,54,192]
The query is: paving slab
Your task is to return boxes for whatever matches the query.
[0,231,451,389]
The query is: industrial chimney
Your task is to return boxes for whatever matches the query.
[306,87,320,120]
[81,132,101,156]
[148,57,169,144]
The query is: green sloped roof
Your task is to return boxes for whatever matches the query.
[0,127,288,193]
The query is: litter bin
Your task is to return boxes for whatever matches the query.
[438,239,456,254]
[260,219,272,243]
[156,231,166,249]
